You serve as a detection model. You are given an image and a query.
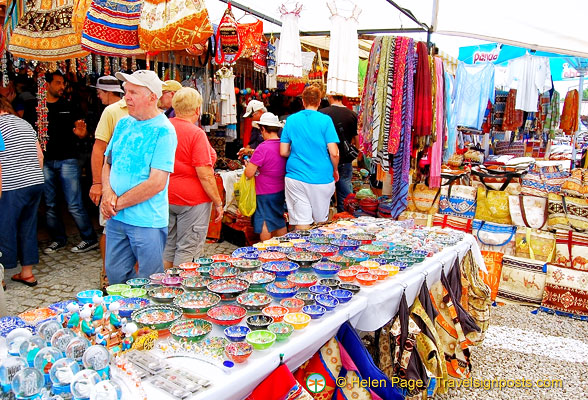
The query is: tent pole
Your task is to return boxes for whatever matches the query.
[383,0,429,31]
[217,0,282,27]
[571,74,584,169]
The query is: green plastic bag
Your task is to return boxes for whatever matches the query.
[234,173,256,217]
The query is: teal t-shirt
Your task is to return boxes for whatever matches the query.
[280,110,339,184]
[0,133,4,151]
[105,114,177,228]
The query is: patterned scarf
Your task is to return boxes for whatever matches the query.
[358,36,383,155]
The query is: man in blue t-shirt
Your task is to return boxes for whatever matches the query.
[101,70,177,284]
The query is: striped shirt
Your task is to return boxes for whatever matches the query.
[0,114,44,191]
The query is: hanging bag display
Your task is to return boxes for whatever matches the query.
[138,0,213,52]
[432,214,473,233]
[497,255,547,306]
[547,193,588,232]
[471,165,524,196]
[521,164,569,198]
[471,219,517,255]
[406,183,441,215]
[215,3,243,64]
[508,194,548,229]
[553,230,588,270]
[438,184,477,219]
[514,227,556,262]
[236,19,263,59]
[474,186,512,225]
[561,168,588,199]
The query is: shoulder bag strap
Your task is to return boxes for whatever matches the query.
[519,195,548,229]
[561,196,588,232]
[475,221,517,247]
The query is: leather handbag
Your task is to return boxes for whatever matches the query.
[521,164,569,198]
[438,185,477,220]
[561,168,588,199]
[514,227,556,262]
[474,186,512,225]
[508,194,548,229]
[547,193,588,232]
[472,219,517,256]
[553,230,588,270]
[497,255,547,306]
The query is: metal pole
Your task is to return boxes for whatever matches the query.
[383,0,429,31]
[217,0,283,27]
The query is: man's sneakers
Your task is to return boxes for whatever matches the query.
[70,240,99,253]
[44,242,66,254]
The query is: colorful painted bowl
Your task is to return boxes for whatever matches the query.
[211,254,231,262]
[206,304,247,326]
[182,276,212,292]
[285,232,301,239]
[348,233,376,245]
[287,251,322,268]
[253,242,268,251]
[391,262,409,271]
[293,242,312,252]
[302,304,326,319]
[372,269,389,280]
[149,273,167,284]
[314,294,339,311]
[116,297,149,318]
[308,237,331,245]
[356,273,378,286]
[338,269,357,282]
[131,305,183,333]
[231,246,258,258]
[329,239,360,252]
[246,330,276,350]
[307,244,339,258]
[121,288,147,298]
[225,342,253,363]
[268,322,295,340]
[47,300,77,314]
[258,251,287,263]
[161,276,183,287]
[261,306,289,322]
[106,284,130,296]
[343,250,370,263]
[396,256,415,267]
[372,240,394,250]
[329,289,353,304]
[286,272,318,288]
[246,314,274,331]
[318,278,340,290]
[103,295,123,307]
[179,270,200,280]
[148,286,184,303]
[18,307,58,326]
[166,267,182,277]
[197,266,211,276]
[143,283,163,292]
[224,325,251,342]
[349,265,369,274]
[360,260,381,270]
[266,246,294,255]
[233,260,262,272]
[210,266,240,280]
[371,258,389,265]
[280,298,305,313]
[283,313,311,330]
[0,316,27,337]
[207,278,250,302]
[359,244,386,257]
[126,278,150,288]
[327,255,354,268]
[339,283,361,295]
[408,254,426,264]
[309,285,332,296]
[170,319,212,343]
[77,290,103,304]
[380,264,400,276]
[242,252,261,260]
[312,262,341,277]
[173,292,221,315]
[294,292,315,305]
[236,292,273,312]
[197,257,214,266]
[262,261,299,279]
[178,262,200,272]
[265,282,299,299]
[238,271,276,292]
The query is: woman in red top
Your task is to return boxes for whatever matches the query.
[163,88,223,268]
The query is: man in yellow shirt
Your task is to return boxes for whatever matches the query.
[88,76,128,284]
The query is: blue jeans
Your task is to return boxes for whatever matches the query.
[43,159,96,244]
[105,219,167,284]
[335,163,353,212]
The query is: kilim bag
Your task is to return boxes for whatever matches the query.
[541,264,588,319]
[521,164,569,198]
[215,4,243,64]
[508,194,548,229]
[398,211,434,227]
[438,185,477,219]
[553,230,588,270]
[9,0,89,61]
[547,193,588,232]
[472,219,516,255]
[494,140,525,156]
[459,250,491,345]
[561,168,588,199]
[514,227,556,262]
[138,0,213,52]
[497,255,547,306]
[474,186,512,225]
[432,214,473,233]
[81,0,143,56]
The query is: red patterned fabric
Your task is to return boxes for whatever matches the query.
[413,41,432,137]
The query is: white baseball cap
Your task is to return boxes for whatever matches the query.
[91,76,124,94]
[243,100,266,117]
[115,70,164,99]
[252,112,284,128]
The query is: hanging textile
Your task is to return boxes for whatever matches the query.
[560,89,579,135]
[506,54,552,112]
[413,42,432,138]
[8,0,89,61]
[217,67,237,125]
[501,89,524,131]
[443,71,456,162]
[535,91,551,133]
[429,57,445,188]
[453,62,495,130]
[326,0,361,98]
[266,38,277,89]
[4,0,26,47]
[236,19,264,60]
[276,2,302,77]
[543,90,561,138]
[358,36,383,154]
[215,3,243,65]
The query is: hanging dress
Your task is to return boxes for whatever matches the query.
[217,68,237,126]
[276,3,303,78]
[326,0,361,98]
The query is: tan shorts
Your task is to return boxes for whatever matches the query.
[163,202,212,266]
[285,177,335,226]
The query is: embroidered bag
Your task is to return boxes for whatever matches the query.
[432,214,473,233]
[514,227,555,262]
[471,166,523,196]
[472,219,517,255]
[508,194,548,229]
[138,0,213,52]
[521,164,569,198]
[480,250,504,301]
[474,186,512,225]
[561,168,588,199]
[553,230,588,270]
[459,250,491,345]
[497,255,547,306]
[494,140,525,156]
[438,185,477,220]
[398,211,434,228]
[541,264,588,319]
[547,193,588,232]
[215,4,243,64]
[406,183,441,215]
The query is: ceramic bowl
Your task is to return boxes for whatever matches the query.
[209,266,240,280]
[312,262,341,277]
[18,307,58,326]
[339,283,361,295]
[105,284,130,296]
[246,314,274,331]
[329,289,353,304]
[350,265,369,274]
[246,330,276,350]
[314,294,339,311]
[241,252,260,260]
[294,292,315,305]
[161,276,183,287]
[343,251,370,263]
[103,295,123,307]
[371,258,389,265]
[131,305,183,331]
[265,282,299,299]
[197,266,211,276]
[225,342,253,363]
[118,297,151,318]
[396,256,415,266]
[338,269,357,282]
[307,244,339,258]
[360,260,381,270]
[287,251,322,268]
[283,313,311,330]
[318,278,340,290]
[148,286,184,303]
[173,292,221,315]
[223,325,251,342]
[262,306,289,322]
[77,290,103,305]
[179,270,200,280]
[143,283,163,292]
[309,285,332,296]
[347,232,376,245]
[126,278,150,288]
[178,262,200,272]
[308,237,331,245]
[408,254,426,264]
[287,272,319,288]
[280,298,305,313]
[149,272,167,284]
[166,267,182,277]
[356,273,378,286]
[211,254,231,262]
[197,257,214,267]
[262,261,299,279]
[380,264,400,276]
[326,255,354,268]
[170,319,212,343]
[182,276,212,292]
[268,322,295,340]
[302,304,326,319]
[329,239,360,253]
[238,271,276,292]
[48,300,77,314]
[266,246,293,255]
[258,251,287,263]
[292,242,312,252]
[206,304,247,326]
[372,269,389,280]
[236,292,273,312]
[359,244,386,257]
[233,260,262,272]
[231,246,258,258]
[0,316,28,337]
[207,278,250,302]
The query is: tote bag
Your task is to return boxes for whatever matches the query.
[438,185,477,220]
[406,183,441,214]
[472,219,517,256]
[514,227,556,262]
[541,264,588,319]
[553,230,588,270]
[497,255,547,306]
[508,194,548,229]
[547,193,588,232]
[561,168,588,199]
[521,164,569,198]
[474,186,512,225]
[432,214,473,233]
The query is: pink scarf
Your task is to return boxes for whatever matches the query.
[429,57,444,188]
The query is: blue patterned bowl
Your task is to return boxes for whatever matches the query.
[265,282,299,299]
[48,300,77,314]
[312,262,341,277]
[262,261,300,279]
[207,278,250,302]
[224,325,251,342]
[0,316,28,337]
[118,297,151,318]
[315,294,339,311]
[302,304,326,319]
[232,247,258,258]
[330,239,360,252]
[76,290,103,305]
[246,314,274,331]
[329,289,353,304]
[342,250,370,263]
[309,285,332,295]
[125,278,150,288]
[103,295,123,307]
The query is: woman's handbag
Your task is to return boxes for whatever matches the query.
[474,186,512,225]
[438,185,477,219]
[508,194,548,229]
[514,228,556,262]
[497,255,547,306]
[561,168,588,199]
[547,193,588,232]
[472,219,517,256]
[521,164,569,198]
[432,214,473,233]
[553,230,588,270]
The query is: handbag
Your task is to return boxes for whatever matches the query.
[236,19,264,59]
[9,0,89,61]
[553,230,588,270]
[474,186,512,225]
[547,193,588,232]
[438,185,477,219]
[479,250,504,301]
[472,219,516,255]
[81,0,144,56]
[514,227,556,262]
[138,0,213,52]
[447,153,464,167]
[233,174,256,217]
[541,264,588,319]
[521,164,569,198]
[215,4,243,64]
[497,255,547,306]
[494,140,525,156]
[342,139,360,160]
[561,168,588,199]
[508,194,548,229]
[398,211,434,227]
[406,183,441,214]
[471,165,524,196]
[432,214,473,233]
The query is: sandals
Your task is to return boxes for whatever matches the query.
[11,273,38,287]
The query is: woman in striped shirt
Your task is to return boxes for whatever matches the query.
[0,95,44,287]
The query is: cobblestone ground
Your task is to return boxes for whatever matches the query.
[4,235,237,316]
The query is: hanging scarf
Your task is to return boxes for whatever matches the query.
[429,57,444,188]
[443,71,456,162]
[413,42,432,138]
[502,89,523,131]
[560,89,579,135]
[388,37,408,155]
[358,36,383,155]
[543,90,560,138]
